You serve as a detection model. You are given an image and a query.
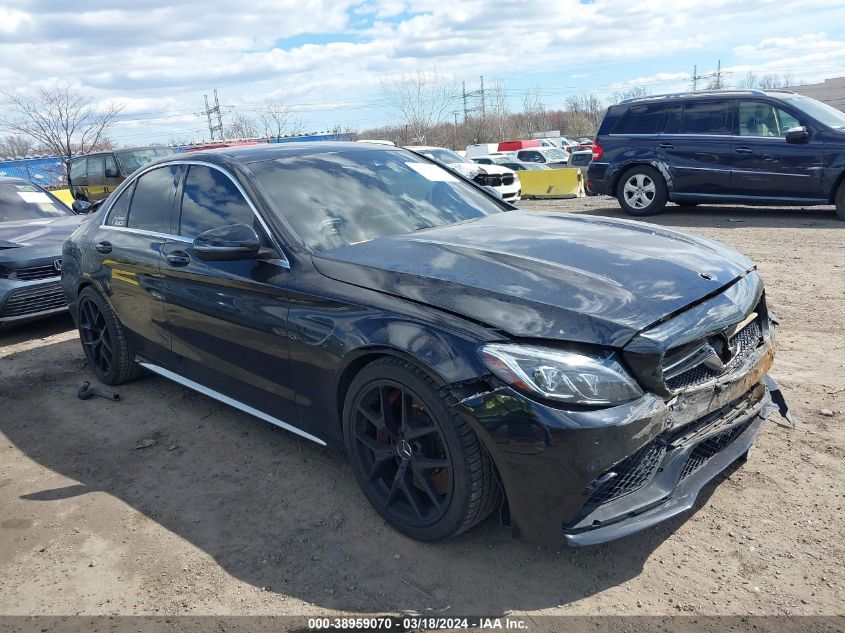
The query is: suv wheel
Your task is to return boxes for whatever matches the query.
[617,166,668,216]
[836,181,845,221]
[343,357,501,541]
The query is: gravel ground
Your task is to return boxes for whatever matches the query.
[0,198,843,621]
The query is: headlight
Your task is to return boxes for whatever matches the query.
[479,343,643,406]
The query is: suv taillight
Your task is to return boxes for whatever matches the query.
[591,141,603,161]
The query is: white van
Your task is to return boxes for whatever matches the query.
[465,143,500,159]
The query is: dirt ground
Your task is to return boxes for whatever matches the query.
[0,198,843,620]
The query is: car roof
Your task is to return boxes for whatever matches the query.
[71,146,166,160]
[168,141,408,165]
[619,88,798,106]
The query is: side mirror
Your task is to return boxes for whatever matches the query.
[785,126,810,144]
[193,224,261,261]
[72,199,92,214]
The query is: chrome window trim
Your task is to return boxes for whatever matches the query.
[101,226,192,242]
[100,159,290,268]
[138,361,326,446]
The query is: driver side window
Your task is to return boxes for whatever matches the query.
[739,101,801,137]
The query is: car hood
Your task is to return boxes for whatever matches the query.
[312,212,755,347]
[0,215,82,249]
[476,164,516,176]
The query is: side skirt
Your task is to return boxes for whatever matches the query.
[137,360,327,447]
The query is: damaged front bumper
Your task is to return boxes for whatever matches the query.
[455,364,790,548]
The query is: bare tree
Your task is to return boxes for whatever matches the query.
[0,134,36,158]
[380,69,455,145]
[0,84,122,165]
[609,86,649,104]
[487,79,513,142]
[258,102,295,139]
[521,85,549,137]
[736,71,759,89]
[223,112,258,139]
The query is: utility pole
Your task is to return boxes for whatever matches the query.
[203,90,223,139]
[453,111,459,150]
[715,59,722,89]
[462,81,469,124]
[691,65,698,91]
[480,75,486,117]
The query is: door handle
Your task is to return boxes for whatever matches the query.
[165,251,191,267]
[95,241,112,254]
[734,147,754,154]
[658,142,674,149]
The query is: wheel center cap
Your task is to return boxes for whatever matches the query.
[396,439,413,461]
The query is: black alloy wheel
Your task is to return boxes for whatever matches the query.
[344,357,501,541]
[76,287,145,385]
[350,379,453,526]
[79,294,113,376]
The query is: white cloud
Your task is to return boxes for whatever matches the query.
[0,0,843,143]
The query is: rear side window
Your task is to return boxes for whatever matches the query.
[104,154,119,178]
[612,105,665,134]
[680,101,734,135]
[126,165,179,234]
[87,155,105,179]
[69,158,86,182]
[178,165,257,238]
[105,181,135,227]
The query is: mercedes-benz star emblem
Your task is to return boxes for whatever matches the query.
[397,439,413,461]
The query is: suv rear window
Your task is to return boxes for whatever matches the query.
[679,101,734,135]
[613,105,665,134]
[69,158,86,182]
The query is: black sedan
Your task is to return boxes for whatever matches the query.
[61,143,788,546]
[0,177,82,326]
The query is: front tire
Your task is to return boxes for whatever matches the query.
[343,357,500,541]
[835,181,845,221]
[616,166,668,216]
[77,287,145,385]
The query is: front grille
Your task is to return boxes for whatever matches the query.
[502,173,515,185]
[666,319,764,392]
[12,262,61,281]
[0,281,67,318]
[587,441,666,506]
[679,419,754,481]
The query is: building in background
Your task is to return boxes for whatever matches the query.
[788,76,845,113]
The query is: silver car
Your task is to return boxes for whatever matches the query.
[0,177,82,326]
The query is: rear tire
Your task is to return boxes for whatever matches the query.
[343,357,501,541]
[77,287,145,385]
[616,166,668,216]
[835,181,845,221]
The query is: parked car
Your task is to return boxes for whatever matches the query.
[515,147,570,165]
[587,89,845,219]
[63,142,789,546]
[406,146,521,202]
[68,147,174,203]
[0,177,82,326]
[473,156,549,171]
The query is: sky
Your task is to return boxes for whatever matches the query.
[1,0,844,146]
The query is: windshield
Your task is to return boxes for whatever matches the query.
[782,94,845,129]
[544,149,570,160]
[249,148,507,252]
[115,148,173,174]
[416,148,468,164]
[0,183,71,222]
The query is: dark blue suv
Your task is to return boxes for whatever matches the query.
[586,89,845,220]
